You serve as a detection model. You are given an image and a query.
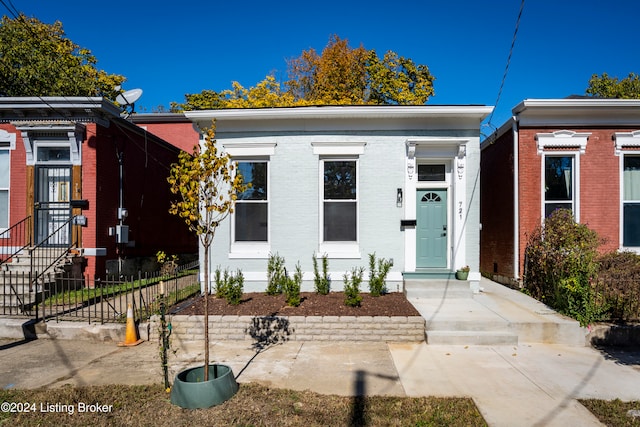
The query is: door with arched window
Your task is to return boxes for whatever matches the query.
[416,189,448,268]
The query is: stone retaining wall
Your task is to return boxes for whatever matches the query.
[149,315,425,343]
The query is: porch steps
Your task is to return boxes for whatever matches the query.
[0,249,78,312]
[404,278,473,299]
[404,278,585,346]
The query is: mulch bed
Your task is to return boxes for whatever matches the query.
[172,291,421,317]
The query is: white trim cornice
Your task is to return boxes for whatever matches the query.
[536,130,590,155]
[223,141,276,157]
[0,129,16,149]
[614,130,640,155]
[311,141,366,155]
[513,99,640,127]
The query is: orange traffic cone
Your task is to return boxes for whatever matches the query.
[118,303,143,347]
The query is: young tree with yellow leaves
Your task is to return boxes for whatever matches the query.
[167,125,246,381]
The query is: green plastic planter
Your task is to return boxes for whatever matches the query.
[170,364,238,409]
[455,271,469,280]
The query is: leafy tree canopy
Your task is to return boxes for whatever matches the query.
[0,14,125,99]
[171,35,435,111]
[585,72,640,99]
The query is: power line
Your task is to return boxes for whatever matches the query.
[486,0,526,128]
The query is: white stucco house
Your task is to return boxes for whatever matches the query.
[185,105,492,293]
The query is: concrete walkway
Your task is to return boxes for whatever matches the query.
[1,278,639,426]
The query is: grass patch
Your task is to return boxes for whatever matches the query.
[40,270,198,307]
[579,399,640,427]
[0,383,487,426]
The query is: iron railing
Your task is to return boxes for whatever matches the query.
[0,216,32,267]
[0,261,200,323]
[29,215,78,289]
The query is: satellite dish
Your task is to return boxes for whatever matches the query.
[116,88,143,106]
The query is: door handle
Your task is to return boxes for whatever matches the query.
[441,232,447,237]
[442,225,447,231]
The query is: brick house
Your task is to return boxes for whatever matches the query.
[0,97,197,279]
[480,98,640,286]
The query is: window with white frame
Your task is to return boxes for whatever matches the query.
[623,154,640,247]
[234,161,268,242]
[0,149,9,229]
[322,159,357,242]
[544,155,575,217]
[537,130,588,219]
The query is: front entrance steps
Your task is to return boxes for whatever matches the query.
[404,277,585,346]
[0,248,83,313]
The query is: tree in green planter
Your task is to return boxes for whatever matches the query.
[168,124,246,381]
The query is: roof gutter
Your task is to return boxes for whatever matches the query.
[512,115,520,282]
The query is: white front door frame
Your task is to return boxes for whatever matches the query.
[404,138,468,273]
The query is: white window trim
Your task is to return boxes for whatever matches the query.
[615,131,640,250]
[614,130,640,156]
[619,150,640,252]
[223,142,276,157]
[229,158,270,258]
[537,131,589,222]
[0,130,16,150]
[536,130,590,155]
[0,130,15,233]
[318,157,360,258]
[312,142,365,156]
[541,152,580,222]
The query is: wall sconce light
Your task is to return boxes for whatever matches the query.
[396,188,403,207]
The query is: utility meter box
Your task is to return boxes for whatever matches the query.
[116,225,129,244]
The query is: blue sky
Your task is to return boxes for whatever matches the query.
[6,0,640,135]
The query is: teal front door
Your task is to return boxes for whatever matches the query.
[416,189,448,268]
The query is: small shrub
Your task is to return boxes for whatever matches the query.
[343,267,364,307]
[312,253,330,295]
[156,251,178,276]
[368,252,392,297]
[523,209,604,326]
[284,263,303,307]
[213,266,244,305]
[596,251,640,321]
[266,253,286,295]
[213,266,230,298]
[225,270,244,306]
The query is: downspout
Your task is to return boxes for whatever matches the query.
[512,116,520,282]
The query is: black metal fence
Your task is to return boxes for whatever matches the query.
[0,261,200,324]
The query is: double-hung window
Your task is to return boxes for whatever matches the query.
[537,130,589,220]
[623,155,640,247]
[0,149,9,230]
[544,155,575,217]
[234,161,268,242]
[322,159,357,242]
[0,130,15,231]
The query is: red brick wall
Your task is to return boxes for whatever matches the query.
[517,127,628,278]
[134,122,199,152]
[1,119,197,279]
[1,125,27,238]
[83,121,197,278]
[480,129,515,279]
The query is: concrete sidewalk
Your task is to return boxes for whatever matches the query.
[1,276,640,426]
[1,337,639,426]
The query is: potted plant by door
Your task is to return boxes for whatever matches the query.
[455,266,470,280]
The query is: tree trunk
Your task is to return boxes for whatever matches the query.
[203,244,210,381]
